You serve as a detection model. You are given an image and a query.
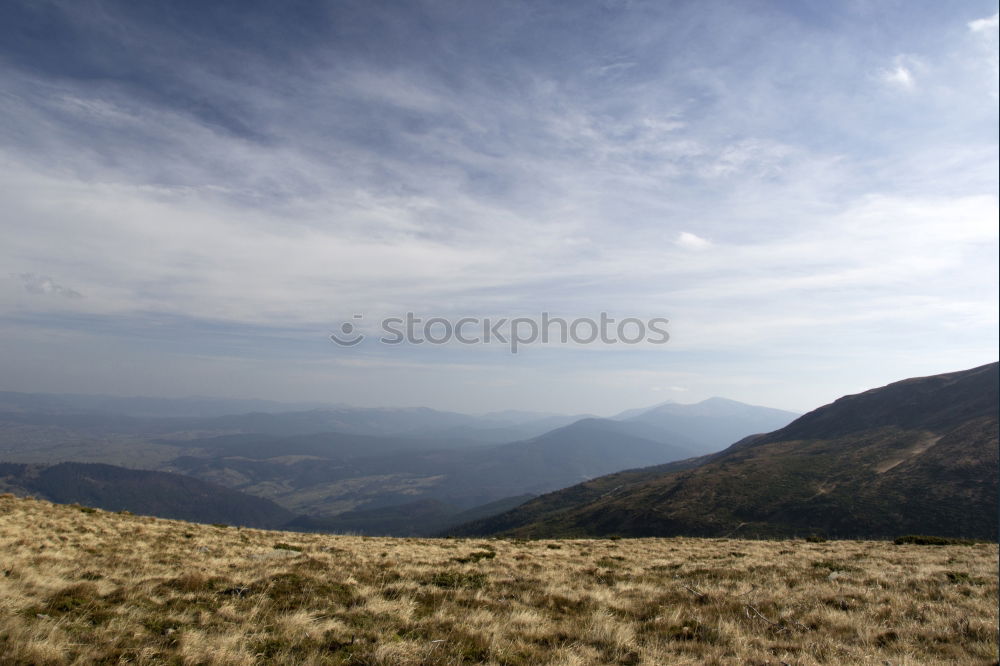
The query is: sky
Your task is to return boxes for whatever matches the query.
[0,0,997,416]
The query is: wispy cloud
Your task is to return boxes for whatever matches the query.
[0,1,995,413]
[15,273,83,299]
[969,12,999,33]
[968,11,1000,85]
[881,55,917,90]
[675,232,712,251]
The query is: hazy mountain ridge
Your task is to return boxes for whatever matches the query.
[618,397,799,455]
[0,391,332,418]
[452,363,999,540]
[0,397,587,445]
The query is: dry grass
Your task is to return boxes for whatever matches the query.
[1,495,996,665]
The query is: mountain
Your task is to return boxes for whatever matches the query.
[0,462,295,528]
[453,363,999,540]
[611,400,677,420]
[616,397,799,455]
[478,418,697,490]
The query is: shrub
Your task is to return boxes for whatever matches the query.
[43,583,102,617]
[253,573,356,610]
[452,550,496,564]
[894,535,976,546]
[811,560,852,570]
[667,618,720,643]
[424,571,487,589]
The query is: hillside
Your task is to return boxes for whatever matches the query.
[1,495,996,664]
[444,454,714,537]
[455,363,999,539]
[0,462,294,529]
[288,494,536,537]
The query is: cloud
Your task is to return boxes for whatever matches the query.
[675,232,712,251]
[968,11,999,86]
[15,273,83,299]
[700,139,794,178]
[881,57,916,89]
[968,13,999,33]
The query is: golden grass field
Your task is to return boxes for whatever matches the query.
[0,495,996,665]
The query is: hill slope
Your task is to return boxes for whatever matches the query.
[0,462,295,528]
[455,363,999,539]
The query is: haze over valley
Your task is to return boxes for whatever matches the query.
[0,389,799,535]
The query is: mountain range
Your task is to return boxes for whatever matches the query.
[450,363,999,540]
[0,392,796,534]
[7,365,995,541]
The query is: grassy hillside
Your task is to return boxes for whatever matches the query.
[457,364,999,540]
[1,495,996,665]
[290,495,536,537]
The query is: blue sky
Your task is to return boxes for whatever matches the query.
[0,0,997,415]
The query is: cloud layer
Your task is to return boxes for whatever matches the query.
[0,1,997,414]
